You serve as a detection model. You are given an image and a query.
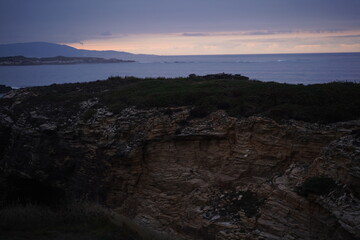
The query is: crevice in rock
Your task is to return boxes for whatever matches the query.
[0,126,11,159]
[136,141,148,186]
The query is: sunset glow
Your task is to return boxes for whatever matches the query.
[2,0,360,55]
[67,30,360,55]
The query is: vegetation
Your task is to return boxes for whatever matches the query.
[0,85,12,94]
[296,176,337,196]
[5,73,360,123]
[0,202,129,240]
[0,202,173,240]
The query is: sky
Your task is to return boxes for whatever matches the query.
[1,0,360,55]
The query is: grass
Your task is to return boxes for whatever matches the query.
[111,214,174,240]
[0,202,130,240]
[0,202,174,240]
[4,74,360,123]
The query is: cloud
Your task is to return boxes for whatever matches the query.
[331,34,360,38]
[2,0,360,45]
[309,29,346,34]
[245,30,293,36]
[100,31,112,36]
[180,31,293,38]
[66,28,360,55]
[182,33,210,37]
[180,29,350,38]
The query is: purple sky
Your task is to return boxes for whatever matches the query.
[1,0,360,54]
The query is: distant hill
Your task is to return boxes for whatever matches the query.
[0,56,135,66]
[0,42,157,61]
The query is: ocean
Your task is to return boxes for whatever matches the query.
[0,53,359,88]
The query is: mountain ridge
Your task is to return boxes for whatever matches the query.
[0,42,157,61]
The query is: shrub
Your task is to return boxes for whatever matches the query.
[82,108,97,121]
[296,176,337,196]
[0,202,176,240]
[0,202,113,232]
[4,74,360,124]
[189,107,210,119]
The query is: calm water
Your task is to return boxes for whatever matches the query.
[0,53,360,88]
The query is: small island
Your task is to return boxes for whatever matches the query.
[0,56,135,66]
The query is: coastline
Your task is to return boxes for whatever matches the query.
[0,56,135,66]
[1,53,359,87]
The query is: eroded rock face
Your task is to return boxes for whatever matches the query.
[0,95,359,240]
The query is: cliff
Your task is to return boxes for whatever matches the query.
[0,75,359,239]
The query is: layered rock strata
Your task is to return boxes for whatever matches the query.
[0,93,359,239]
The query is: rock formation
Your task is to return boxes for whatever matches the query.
[0,87,359,239]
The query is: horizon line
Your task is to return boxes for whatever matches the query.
[1,41,360,56]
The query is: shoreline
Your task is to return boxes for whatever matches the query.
[0,56,135,66]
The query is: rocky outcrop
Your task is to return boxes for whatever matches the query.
[0,85,12,94]
[0,92,359,239]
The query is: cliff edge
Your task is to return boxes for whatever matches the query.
[0,75,359,239]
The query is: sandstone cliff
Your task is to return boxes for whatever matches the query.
[0,81,359,239]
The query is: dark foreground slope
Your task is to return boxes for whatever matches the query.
[4,73,360,123]
[0,74,360,240]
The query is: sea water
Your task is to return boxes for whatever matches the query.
[0,53,359,88]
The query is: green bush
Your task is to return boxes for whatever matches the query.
[98,76,360,123]
[5,74,360,124]
[0,202,174,240]
[0,202,115,232]
[296,176,337,196]
[189,106,211,119]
